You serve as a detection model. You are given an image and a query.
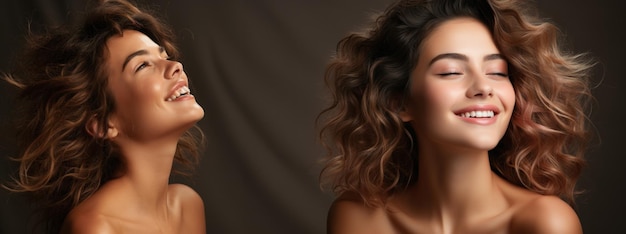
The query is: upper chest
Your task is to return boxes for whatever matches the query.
[385,209,517,234]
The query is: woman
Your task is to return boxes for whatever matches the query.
[318,0,594,233]
[3,0,206,233]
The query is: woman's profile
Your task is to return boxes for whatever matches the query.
[318,0,594,233]
[3,0,206,233]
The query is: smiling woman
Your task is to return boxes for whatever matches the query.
[2,0,205,233]
[318,0,594,233]
[400,18,516,154]
[104,30,204,143]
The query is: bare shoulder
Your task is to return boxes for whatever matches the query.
[59,189,119,234]
[169,183,203,203]
[60,209,115,234]
[168,183,204,215]
[168,183,206,233]
[327,192,393,234]
[511,195,582,234]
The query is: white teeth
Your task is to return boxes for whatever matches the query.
[459,110,494,118]
[166,86,190,101]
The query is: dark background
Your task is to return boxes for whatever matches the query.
[1,0,623,233]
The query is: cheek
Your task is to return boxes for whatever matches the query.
[141,80,165,100]
[408,82,453,123]
[421,82,460,110]
[109,82,148,114]
[121,81,161,104]
[499,82,516,108]
[108,82,129,107]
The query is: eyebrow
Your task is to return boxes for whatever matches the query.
[121,46,166,71]
[428,53,505,66]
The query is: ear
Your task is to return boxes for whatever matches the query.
[399,109,413,122]
[86,115,119,139]
[392,94,413,122]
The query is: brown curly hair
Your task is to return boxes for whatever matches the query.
[2,0,203,232]
[319,0,594,207]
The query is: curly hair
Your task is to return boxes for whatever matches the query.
[319,0,594,207]
[2,0,203,232]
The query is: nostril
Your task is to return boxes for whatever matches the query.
[166,61,183,79]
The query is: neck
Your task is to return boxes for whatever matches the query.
[112,135,179,217]
[410,144,507,229]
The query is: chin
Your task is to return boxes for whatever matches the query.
[454,136,502,152]
[186,105,205,122]
[192,109,205,121]
[473,139,502,151]
[171,110,204,136]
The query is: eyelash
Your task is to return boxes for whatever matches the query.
[487,72,509,77]
[438,72,462,77]
[135,61,150,72]
[134,54,172,73]
[437,72,509,77]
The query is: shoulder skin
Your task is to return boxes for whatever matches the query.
[169,183,206,234]
[327,192,394,234]
[511,195,583,234]
[60,211,115,234]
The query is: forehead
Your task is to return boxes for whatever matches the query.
[419,17,499,59]
[106,30,158,53]
[105,30,159,67]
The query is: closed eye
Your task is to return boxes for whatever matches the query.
[487,72,509,77]
[437,72,463,77]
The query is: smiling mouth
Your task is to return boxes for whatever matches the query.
[457,110,495,118]
[166,86,191,101]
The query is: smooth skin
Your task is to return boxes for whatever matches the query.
[60,30,206,234]
[327,18,582,234]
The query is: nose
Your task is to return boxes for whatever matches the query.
[466,74,493,98]
[165,60,183,80]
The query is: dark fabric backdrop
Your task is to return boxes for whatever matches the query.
[1,0,623,233]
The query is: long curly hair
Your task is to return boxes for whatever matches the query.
[2,0,203,232]
[319,0,594,207]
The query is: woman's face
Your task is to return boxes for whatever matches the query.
[104,30,204,142]
[400,17,515,153]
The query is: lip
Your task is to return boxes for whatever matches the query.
[453,104,500,115]
[166,80,189,101]
[453,104,501,125]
